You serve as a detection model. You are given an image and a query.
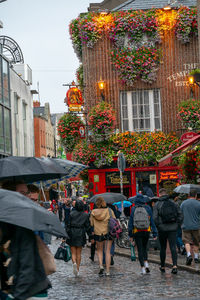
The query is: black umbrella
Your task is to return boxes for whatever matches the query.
[0,156,68,183]
[90,192,127,204]
[174,184,200,194]
[0,189,67,237]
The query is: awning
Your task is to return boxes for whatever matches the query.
[158,134,200,167]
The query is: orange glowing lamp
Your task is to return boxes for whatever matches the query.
[189,75,194,85]
[98,80,105,90]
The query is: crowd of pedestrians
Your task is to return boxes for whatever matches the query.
[1,180,200,300]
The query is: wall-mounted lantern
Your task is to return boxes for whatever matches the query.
[98,79,105,101]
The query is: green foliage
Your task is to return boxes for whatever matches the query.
[177,99,200,130]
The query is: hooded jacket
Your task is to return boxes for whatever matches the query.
[90,208,115,236]
[153,195,183,232]
[128,195,157,238]
[66,201,91,247]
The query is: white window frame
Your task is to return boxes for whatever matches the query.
[120,89,162,132]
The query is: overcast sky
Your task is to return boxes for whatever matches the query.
[0,0,102,113]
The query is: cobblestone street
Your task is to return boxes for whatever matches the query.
[49,238,200,300]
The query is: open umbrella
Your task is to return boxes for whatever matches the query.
[0,189,67,237]
[113,200,132,208]
[0,156,68,183]
[90,192,127,204]
[174,184,200,194]
[128,194,150,203]
[32,159,87,187]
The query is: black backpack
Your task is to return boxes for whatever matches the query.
[159,200,178,224]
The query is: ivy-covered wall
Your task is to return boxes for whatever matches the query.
[70,8,200,133]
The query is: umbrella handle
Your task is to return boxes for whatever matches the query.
[40,181,47,202]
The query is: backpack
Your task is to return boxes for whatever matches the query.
[159,200,178,224]
[133,206,150,230]
[108,208,122,239]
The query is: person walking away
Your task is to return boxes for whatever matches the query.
[128,194,157,275]
[0,221,51,300]
[90,197,115,276]
[66,200,91,276]
[153,188,183,274]
[180,189,200,265]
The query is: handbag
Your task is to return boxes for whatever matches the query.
[36,235,56,275]
[54,242,72,262]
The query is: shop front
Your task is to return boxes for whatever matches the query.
[88,165,179,198]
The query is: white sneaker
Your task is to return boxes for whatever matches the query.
[73,263,78,276]
[141,267,146,275]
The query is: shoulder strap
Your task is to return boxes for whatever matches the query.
[108,208,112,218]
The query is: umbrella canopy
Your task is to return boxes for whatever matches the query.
[113,200,132,208]
[174,184,200,194]
[90,192,127,204]
[0,156,68,183]
[128,194,151,203]
[33,159,87,187]
[0,189,67,237]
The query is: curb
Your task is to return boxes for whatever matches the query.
[114,249,200,274]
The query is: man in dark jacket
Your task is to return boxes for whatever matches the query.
[0,222,51,300]
[153,188,183,274]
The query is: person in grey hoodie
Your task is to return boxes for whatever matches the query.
[180,189,200,265]
[153,189,183,274]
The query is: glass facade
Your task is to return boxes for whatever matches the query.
[0,48,12,156]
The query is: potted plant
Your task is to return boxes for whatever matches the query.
[189,69,200,82]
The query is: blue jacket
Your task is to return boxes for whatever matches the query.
[128,195,157,238]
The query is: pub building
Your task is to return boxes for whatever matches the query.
[70,0,199,197]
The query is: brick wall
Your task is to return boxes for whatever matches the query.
[82,32,199,134]
[34,117,46,157]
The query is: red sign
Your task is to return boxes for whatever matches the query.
[79,125,85,139]
[65,87,83,112]
[180,132,198,143]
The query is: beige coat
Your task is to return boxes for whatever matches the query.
[90,207,115,236]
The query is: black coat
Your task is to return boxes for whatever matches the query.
[2,224,51,300]
[66,210,91,247]
[153,195,183,232]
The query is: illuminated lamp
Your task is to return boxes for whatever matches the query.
[98,79,105,101]
[188,76,194,85]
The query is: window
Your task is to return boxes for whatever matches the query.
[14,93,19,155]
[0,106,4,152]
[120,89,161,132]
[23,101,27,156]
[2,59,10,107]
[4,108,11,154]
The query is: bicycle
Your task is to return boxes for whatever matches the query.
[116,216,130,249]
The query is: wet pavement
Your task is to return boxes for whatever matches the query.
[48,238,200,300]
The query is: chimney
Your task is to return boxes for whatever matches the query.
[33,100,40,107]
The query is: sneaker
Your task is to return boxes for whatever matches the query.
[141,267,146,275]
[73,263,78,276]
[105,272,110,276]
[145,267,150,273]
[99,266,104,275]
[171,267,178,274]
[194,258,200,263]
[159,267,165,273]
[111,256,114,266]
[186,255,193,266]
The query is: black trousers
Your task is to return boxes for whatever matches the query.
[158,230,177,267]
[134,231,150,267]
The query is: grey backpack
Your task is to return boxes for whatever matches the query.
[133,206,150,230]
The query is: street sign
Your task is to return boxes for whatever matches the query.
[181,132,198,143]
[117,152,126,172]
[65,87,84,112]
